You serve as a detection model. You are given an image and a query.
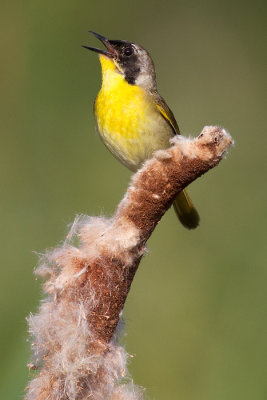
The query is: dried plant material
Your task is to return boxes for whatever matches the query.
[26,126,233,400]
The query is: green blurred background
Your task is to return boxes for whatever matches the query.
[1,0,266,399]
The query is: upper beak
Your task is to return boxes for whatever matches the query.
[82,31,117,58]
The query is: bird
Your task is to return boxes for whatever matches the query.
[83,31,199,229]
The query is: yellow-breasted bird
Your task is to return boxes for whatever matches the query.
[83,31,199,229]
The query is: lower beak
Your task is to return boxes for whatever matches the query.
[82,31,116,58]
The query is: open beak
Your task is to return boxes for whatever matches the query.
[82,31,117,58]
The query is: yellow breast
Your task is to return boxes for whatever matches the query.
[94,55,173,171]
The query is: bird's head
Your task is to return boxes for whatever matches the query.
[83,31,157,90]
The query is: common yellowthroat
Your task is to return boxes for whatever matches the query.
[83,31,199,229]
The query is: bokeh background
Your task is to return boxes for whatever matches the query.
[1,0,266,399]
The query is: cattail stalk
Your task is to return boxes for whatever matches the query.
[26,126,233,400]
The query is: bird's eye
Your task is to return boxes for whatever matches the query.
[124,47,133,56]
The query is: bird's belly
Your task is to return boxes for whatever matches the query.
[94,86,173,171]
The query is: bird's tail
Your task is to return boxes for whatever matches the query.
[173,189,200,229]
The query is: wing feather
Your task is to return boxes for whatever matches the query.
[151,91,180,135]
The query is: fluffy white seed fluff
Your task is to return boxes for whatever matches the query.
[26,215,144,400]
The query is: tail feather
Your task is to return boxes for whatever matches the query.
[173,190,200,229]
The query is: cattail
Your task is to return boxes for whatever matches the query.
[25,126,232,400]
